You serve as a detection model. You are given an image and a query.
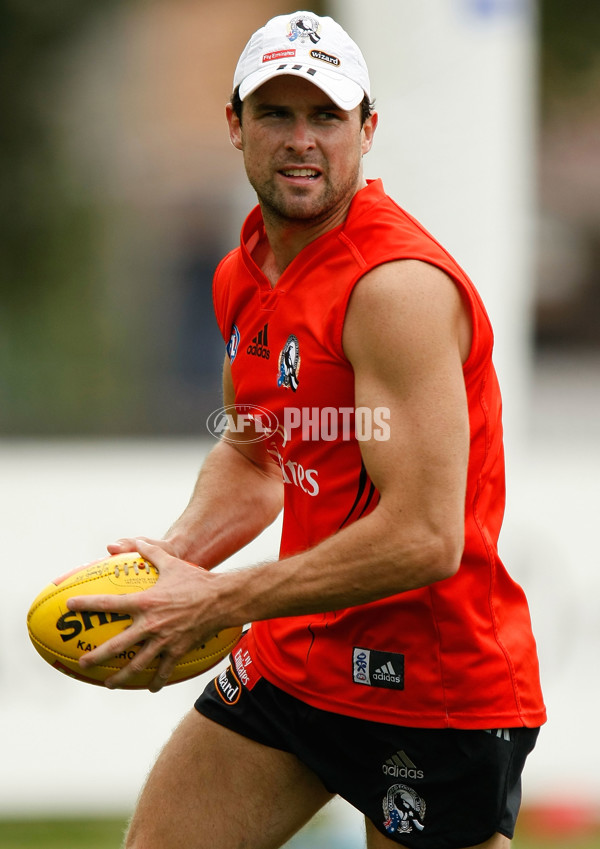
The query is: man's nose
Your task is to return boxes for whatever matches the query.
[285,118,316,153]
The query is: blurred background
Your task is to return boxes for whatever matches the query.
[1,0,599,846]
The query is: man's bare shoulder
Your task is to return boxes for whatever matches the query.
[343,259,472,366]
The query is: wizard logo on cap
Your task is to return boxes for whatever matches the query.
[287,15,321,45]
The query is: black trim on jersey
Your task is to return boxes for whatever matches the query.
[306,623,316,662]
[306,614,334,662]
[305,467,377,662]
[339,461,377,529]
[360,480,377,517]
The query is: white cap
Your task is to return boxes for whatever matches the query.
[233,11,371,111]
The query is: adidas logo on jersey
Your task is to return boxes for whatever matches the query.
[382,749,424,780]
[372,660,403,686]
[247,323,270,359]
[352,647,404,691]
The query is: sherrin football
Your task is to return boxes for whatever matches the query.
[26,553,242,689]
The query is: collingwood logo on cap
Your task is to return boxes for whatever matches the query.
[286,15,321,45]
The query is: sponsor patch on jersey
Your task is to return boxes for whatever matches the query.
[231,634,260,691]
[352,647,405,690]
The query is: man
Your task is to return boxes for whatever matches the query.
[68,11,546,849]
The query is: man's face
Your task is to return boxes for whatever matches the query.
[227,75,377,229]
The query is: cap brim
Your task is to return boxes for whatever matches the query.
[238,64,366,111]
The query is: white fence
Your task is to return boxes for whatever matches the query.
[1,429,599,817]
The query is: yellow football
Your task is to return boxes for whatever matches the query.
[26,553,242,688]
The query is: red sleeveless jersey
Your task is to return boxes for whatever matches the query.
[213,179,546,729]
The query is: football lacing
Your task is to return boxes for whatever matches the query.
[113,559,152,578]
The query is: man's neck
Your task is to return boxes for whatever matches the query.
[257,218,334,287]
[256,181,367,287]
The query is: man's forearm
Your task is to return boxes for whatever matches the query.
[165,439,283,569]
[206,491,463,631]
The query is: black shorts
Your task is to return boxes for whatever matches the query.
[195,643,539,849]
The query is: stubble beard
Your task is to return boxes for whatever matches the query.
[249,165,362,229]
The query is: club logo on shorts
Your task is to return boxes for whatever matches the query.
[277,334,301,391]
[382,784,426,836]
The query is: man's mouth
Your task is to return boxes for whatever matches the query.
[280,168,320,179]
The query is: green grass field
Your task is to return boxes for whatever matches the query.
[0,818,128,849]
[0,818,599,849]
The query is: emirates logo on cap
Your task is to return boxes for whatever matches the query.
[263,49,296,63]
[286,15,321,45]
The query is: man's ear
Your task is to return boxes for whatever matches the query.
[226,102,243,150]
[361,110,378,156]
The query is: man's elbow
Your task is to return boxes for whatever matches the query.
[429,528,464,583]
[377,503,464,589]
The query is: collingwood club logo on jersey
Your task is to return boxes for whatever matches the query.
[247,323,270,359]
[277,334,300,391]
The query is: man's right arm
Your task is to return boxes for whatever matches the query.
[108,356,284,569]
